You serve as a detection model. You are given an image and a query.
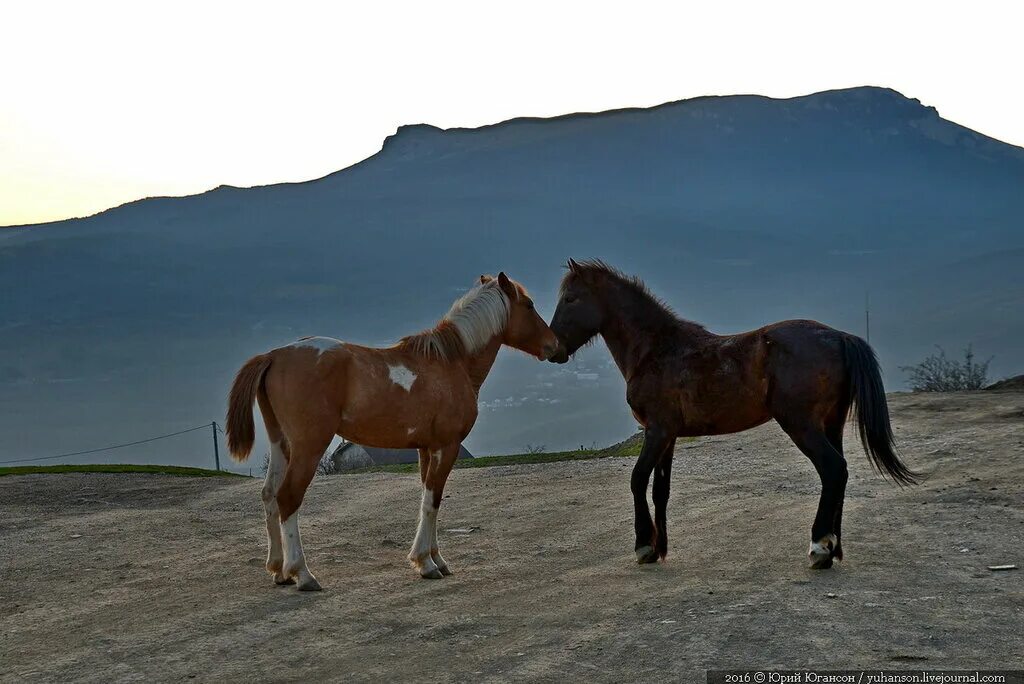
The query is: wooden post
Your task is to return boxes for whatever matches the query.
[212,421,221,472]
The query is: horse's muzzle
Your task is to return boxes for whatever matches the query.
[547,344,570,364]
[540,341,562,362]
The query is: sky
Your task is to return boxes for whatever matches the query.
[2,0,1022,227]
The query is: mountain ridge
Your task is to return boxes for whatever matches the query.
[5,85,1023,230]
[2,84,1021,463]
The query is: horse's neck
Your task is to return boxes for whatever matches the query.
[599,286,699,379]
[460,335,503,393]
[601,320,648,380]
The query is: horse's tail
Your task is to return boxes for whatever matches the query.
[841,334,918,485]
[226,353,272,462]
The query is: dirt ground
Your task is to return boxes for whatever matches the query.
[2,391,1022,682]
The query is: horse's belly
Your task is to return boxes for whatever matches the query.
[333,359,475,449]
[678,391,772,436]
[679,412,772,437]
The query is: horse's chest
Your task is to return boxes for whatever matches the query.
[415,378,478,434]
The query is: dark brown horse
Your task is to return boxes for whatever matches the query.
[548,259,917,569]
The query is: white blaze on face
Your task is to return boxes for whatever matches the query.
[389,364,417,391]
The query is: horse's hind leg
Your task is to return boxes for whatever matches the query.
[262,440,292,585]
[778,420,848,569]
[276,434,332,591]
[257,389,292,584]
[824,413,847,561]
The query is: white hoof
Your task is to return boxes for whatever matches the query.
[420,567,444,580]
[431,550,452,576]
[415,555,444,579]
[296,570,321,591]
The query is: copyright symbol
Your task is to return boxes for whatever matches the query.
[754,673,766,683]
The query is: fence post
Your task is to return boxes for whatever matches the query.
[212,421,221,471]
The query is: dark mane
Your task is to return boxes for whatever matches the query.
[562,259,707,334]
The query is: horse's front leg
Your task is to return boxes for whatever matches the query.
[408,443,460,579]
[631,426,673,564]
[652,442,676,560]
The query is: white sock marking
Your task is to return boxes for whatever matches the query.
[281,512,304,572]
[263,442,287,567]
[411,487,436,562]
[809,534,837,557]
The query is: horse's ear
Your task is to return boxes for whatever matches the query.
[496,272,518,300]
[480,274,493,285]
[567,258,580,273]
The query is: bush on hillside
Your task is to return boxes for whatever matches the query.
[901,345,991,392]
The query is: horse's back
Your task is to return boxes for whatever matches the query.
[758,320,850,416]
[758,319,847,372]
[651,320,847,435]
[262,339,478,449]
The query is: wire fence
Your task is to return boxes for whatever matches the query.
[0,422,221,466]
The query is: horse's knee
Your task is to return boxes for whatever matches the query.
[835,459,849,485]
[261,483,277,506]
[276,480,306,522]
[630,468,650,496]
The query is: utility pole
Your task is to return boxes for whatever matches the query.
[865,291,871,344]
[211,421,221,471]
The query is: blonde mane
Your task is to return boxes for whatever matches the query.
[398,280,511,361]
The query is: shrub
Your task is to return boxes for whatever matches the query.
[900,345,991,392]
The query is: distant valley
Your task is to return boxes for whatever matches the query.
[3,86,1022,467]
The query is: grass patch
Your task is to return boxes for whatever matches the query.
[341,431,647,475]
[0,464,245,478]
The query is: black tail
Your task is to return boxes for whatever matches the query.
[841,335,919,486]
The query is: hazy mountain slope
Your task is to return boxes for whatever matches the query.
[2,86,1022,466]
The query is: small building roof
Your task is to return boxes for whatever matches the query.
[332,442,473,465]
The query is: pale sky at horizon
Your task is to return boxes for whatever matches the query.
[2,0,1022,227]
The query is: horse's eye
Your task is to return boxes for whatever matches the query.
[564,294,577,305]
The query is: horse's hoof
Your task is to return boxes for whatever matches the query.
[809,555,834,570]
[420,568,445,579]
[296,575,322,591]
[636,545,660,564]
[808,534,837,569]
[273,573,295,586]
[437,564,453,576]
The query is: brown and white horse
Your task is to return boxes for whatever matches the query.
[226,273,560,589]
